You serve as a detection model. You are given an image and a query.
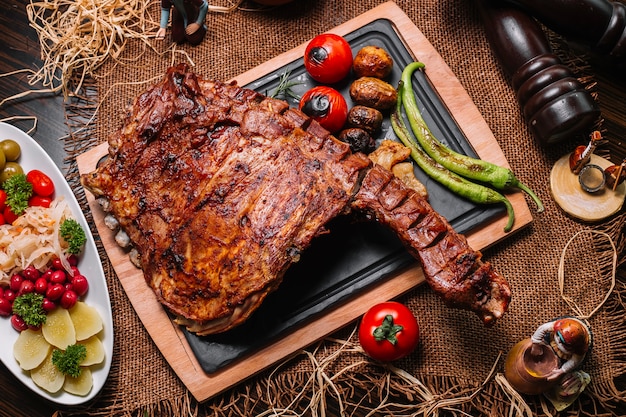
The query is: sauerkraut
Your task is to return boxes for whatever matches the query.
[0,197,77,284]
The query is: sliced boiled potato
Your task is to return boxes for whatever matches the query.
[63,367,93,396]
[69,302,103,341]
[13,328,51,371]
[30,351,65,393]
[78,335,105,366]
[42,307,76,349]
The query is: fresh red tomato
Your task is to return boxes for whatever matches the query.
[0,189,6,211]
[358,301,419,362]
[28,195,52,208]
[3,206,18,224]
[26,169,55,197]
[304,33,353,84]
[299,86,348,133]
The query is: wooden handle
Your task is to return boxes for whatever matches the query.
[505,0,626,60]
[476,0,600,145]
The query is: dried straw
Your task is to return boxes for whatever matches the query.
[0,116,38,135]
[259,324,503,417]
[0,0,272,110]
[25,0,158,99]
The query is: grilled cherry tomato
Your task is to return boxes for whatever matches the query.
[304,33,353,84]
[358,301,419,362]
[26,169,55,197]
[299,86,348,133]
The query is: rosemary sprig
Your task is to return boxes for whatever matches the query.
[268,69,302,100]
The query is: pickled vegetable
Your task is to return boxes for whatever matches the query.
[42,307,76,349]
[30,351,65,393]
[69,302,103,341]
[78,335,105,366]
[63,367,93,396]
[13,328,51,370]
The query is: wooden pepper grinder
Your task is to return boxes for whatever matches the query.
[475,0,600,145]
[504,0,626,62]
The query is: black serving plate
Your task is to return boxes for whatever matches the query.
[184,18,503,373]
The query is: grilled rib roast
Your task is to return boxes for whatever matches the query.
[81,64,511,335]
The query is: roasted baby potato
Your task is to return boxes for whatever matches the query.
[349,77,397,111]
[353,45,393,79]
[337,127,376,154]
[347,105,383,134]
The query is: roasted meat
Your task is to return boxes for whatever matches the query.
[81,64,510,335]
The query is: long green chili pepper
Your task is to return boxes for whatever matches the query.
[392,80,515,232]
[400,62,544,213]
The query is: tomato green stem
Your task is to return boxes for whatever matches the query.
[391,81,515,232]
[400,62,544,213]
[373,315,404,345]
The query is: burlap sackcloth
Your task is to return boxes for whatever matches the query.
[57,0,626,415]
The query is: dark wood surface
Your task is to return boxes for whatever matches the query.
[0,0,68,170]
[1,2,69,416]
[0,0,624,416]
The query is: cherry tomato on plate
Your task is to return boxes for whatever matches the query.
[304,33,353,84]
[0,189,6,211]
[299,86,348,133]
[26,169,55,197]
[358,301,420,362]
[3,206,18,224]
[28,195,52,208]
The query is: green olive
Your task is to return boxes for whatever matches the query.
[0,149,5,172]
[0,162,24,184]
[0,139,21,162]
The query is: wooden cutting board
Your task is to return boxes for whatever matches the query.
[76,1,533,402]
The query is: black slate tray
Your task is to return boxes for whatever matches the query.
[184,18,503,373]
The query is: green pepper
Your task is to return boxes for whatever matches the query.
[400,62,544,213]
[391,81,515,232]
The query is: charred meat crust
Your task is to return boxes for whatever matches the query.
[81,64,510,334]
[351,165,510,326]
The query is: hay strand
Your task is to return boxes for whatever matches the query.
[25,0,159,99]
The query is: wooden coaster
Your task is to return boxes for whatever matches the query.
[550,153,626,221]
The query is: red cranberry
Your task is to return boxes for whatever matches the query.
[11,314,28,332]
[22,266,40,281]
[42,298,57,312]
[34,277,48,294]
[67,254,79,267]
[71,274,89,297]
[0,298,12,317]
[51,257,64,270]
[9,274,22,291]
[42,269,53,281]
[60,290,78,309]
[3,289,16,303]
[46,283,65,301]
[19,280,35,295]
[50,270,67,285]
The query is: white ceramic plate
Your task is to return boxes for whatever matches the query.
[0,122,113,405]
